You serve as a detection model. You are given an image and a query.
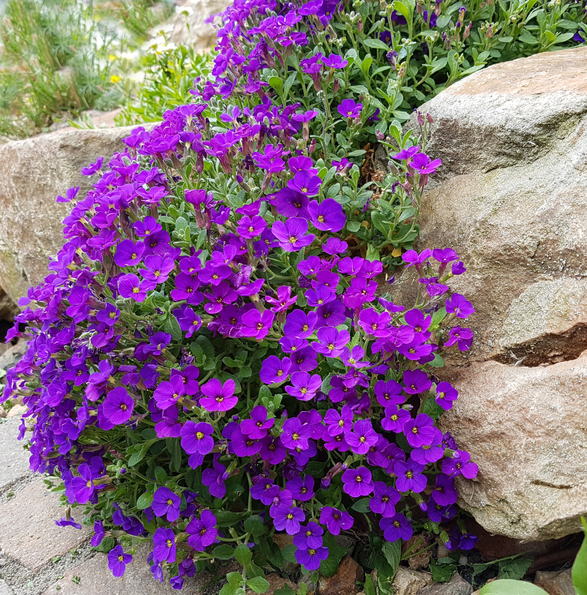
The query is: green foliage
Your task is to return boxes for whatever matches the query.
[0,0,170,138]
[480,580,547,595]
[573,517,587,595]
[117,39,212,125]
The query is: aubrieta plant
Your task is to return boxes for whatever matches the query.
[1,0,489,592]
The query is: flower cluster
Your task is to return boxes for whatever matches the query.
[3,0,480,590]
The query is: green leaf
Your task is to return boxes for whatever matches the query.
[423,398,445,421]
[480,580,548,595]
[269,76,283,95]
[436,14,451,28]
[164,313,183,341]
[166,438,183,473]
[382,541,401,578]
[283,71,298,99]
[363,38,392,51]
[430,558,456,583]
[392,0,412,21]
[430,307,447,330]
[573,517,587,595]
[215,510,248,527]
[244,515,267,537]
[498,557,533,580]
[347,221,361,233]
[364,573,377,595]
[351,497,371,513]
[154,466,168,485]
[234,544,253,566]
[136,491,154,510]
[212,544,236,560]
[282,544,297,563]
[128,439,156,467]
[246,577,270,594]
[274,587,296,595]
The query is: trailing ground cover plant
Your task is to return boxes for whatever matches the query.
[0,0,516,591]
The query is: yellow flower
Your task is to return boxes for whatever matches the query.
[107,54,118,62]
[110,75,121,83]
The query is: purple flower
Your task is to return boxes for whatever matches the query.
[102,388,134,425]
[108,545,132,577]
[284,310,318,339]
[202,459,230,498]
[444,326,474,351]
[402,369,432,394]
[91,520,105,547]
[295,546,329,570]
[272,218,316,252]
[152,487,181,522]
[410,153,442,175]
[260,356,292,384]
[240,309,275,340]
[180,421,214,455]
[381,404,411,433]
[380,513,413,542]
[307,199,346,232]
[153,527,176,563]
[286,475,315,501]
[118,274,154,302]
[342,466,374,497]
[323,238,348,255]
[200,378,237,412]
[446,293,475,319]
[285,372,322,401]
[370,481,401,518]
[281,417,311,451]
[374,379,404,407]
[321,53,348,69]
[337,99,362,119]
[430,474,458,506]
[435,381,458,410]
[403,414,437,448]
[312,327,349,357]
[240,405,274,439]
[237,215,266,239]
[114,240,145,267]
[287,171,322,196]
[293,521,324,550]
[442,450,478,479]
[319,506,353,535]
[187,510,217,551]
[153,376,185,411]
[346,420,378,455]
[273,505,305,535]
[395,460,427,493]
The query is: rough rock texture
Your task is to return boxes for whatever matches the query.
[169,0,232,48]
[534,569,575,595]
[441,358,587,541]
[418,574,473,595]
[0,480,91,572]
[391,567,433,595]
[409,46,587,540]
[0,417,30,491]
[318,556,364,595]
[0,126,142,304]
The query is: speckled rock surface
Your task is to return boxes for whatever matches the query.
[0,126,141,304]
[408,46,587,540]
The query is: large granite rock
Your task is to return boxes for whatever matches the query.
[412,46,587,540]
[0,126,139,305]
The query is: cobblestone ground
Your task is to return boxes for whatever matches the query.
[0,412,224,595]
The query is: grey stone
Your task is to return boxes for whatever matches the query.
[391,567,433,595]
[43,545,233,594]
[418,574,472,595]
[440,357,587,541]
[0,581,14,595]
[0,480,90,572]
[0,125,144,304]
[406,46,587,540]
[0,417,30,491]
[534,569,575,595]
